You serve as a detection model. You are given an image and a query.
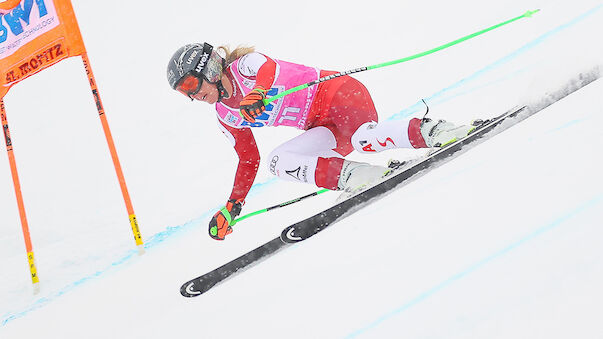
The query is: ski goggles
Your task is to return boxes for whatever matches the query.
[176,73,203,98]
[175,49,224,99]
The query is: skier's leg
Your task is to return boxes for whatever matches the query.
[267,74,381,191]
[272,76,474,191]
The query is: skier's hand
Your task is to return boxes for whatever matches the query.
[209,199,244,240]
[239,86,267,123]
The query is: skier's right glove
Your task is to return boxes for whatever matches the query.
[239,86,267,123]
[208,199,244,240]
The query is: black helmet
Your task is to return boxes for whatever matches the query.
[167,42,227,100]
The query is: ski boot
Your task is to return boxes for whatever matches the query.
[335,160,393,201]
[420,118,479,148]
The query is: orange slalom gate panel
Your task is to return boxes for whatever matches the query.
[0,0,86,98]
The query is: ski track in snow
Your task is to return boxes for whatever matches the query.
[346,193,603,338]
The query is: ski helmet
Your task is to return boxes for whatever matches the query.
[166,42,227,100]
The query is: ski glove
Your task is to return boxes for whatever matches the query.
[209,199,244,240]
[239,86,267,123]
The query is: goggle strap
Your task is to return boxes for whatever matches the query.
[191,43,214,78]
[216,80,227,103]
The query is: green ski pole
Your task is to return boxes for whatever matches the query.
[231,189,330,226]
[264,9,540,105]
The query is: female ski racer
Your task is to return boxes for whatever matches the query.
[167,42,476,240]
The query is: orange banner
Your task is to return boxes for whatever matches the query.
[0,0,21,14]
[0,0,86,98]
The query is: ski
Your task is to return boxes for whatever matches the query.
[181,105,529,297]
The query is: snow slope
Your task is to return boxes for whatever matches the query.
[1,0,603,338]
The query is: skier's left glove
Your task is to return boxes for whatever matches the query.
[239,86,267,123]
[209,198,244,240]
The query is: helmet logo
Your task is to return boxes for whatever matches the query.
[186,50,199,65]
[195,52,210,73]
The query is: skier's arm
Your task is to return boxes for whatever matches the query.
[218,120,260,201]
[209,121,260,240]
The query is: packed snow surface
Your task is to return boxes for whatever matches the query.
[1,0,602,338]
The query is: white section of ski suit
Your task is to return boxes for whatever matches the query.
[351,118,414,153]
[268,127,341,185]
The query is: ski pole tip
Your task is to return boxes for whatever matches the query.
[524,9,541,18]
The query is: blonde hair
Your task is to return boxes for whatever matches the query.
[217,45,256,65]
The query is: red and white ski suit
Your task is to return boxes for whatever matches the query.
[214,53,427,201]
